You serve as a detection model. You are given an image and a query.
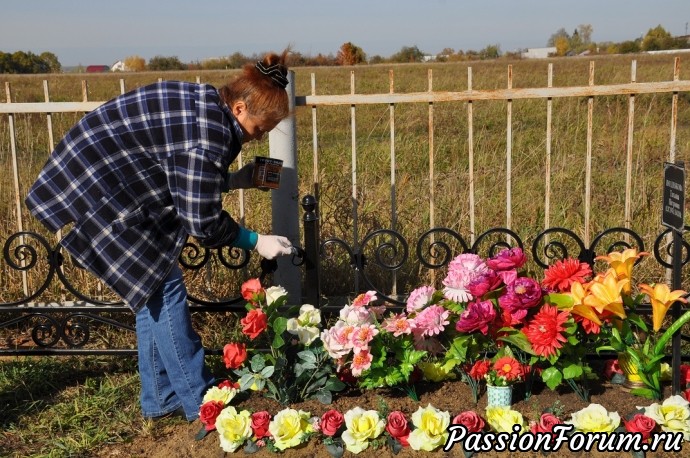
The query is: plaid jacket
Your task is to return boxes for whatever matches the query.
[25,81,244,312]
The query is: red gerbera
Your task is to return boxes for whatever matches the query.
[542,258,592,292]
[468,359,492,380]
[523,305,570,358]
[492,356,522,381]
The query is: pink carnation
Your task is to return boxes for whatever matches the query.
[350,348,373,376]
[406,285,435,314]
[412,305,450,337]
[352,291,377,307]
[455,300,497,335]
[442,253,488,303]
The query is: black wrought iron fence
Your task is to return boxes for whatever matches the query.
[2,194,689,361]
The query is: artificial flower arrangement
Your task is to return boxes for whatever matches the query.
[545,248,690,400]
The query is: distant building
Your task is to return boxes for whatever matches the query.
[521,47,557,59]
[85,65,110,73]
[111,61,127,72]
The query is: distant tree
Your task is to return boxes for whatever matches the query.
[39,52,61,73]
[641,25,672,51]
[336,42,366,65]
[226,52,249,69]
[369,55,385,64]
[554,36,570,56]
[124,55,146,72]
[548,28,570,47]
[390,45,424,63]
[618,40,641,54]
[578,24,594,45]
[148,55,186,71]
[479,44,501,60]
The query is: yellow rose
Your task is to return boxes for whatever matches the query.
[418,361,457,382]
[566,403,620,433]
[486,406,527,433]
[215,406,252,453]
[342,407,385,454]
[640,395,690,440]
[408,404,450,451]
[268,408,311,451]
[202,386,237,405]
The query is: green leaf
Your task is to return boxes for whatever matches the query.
[497,329,536,355]
[298,350,317,364]
[260,365,275,378]
[249,354,266,372]
[313,389,333,404]
[272,316,288,335]
[272,333,285,349]
[545,292,575,309]
[239,374,255,391]
[541,367,563,390]
[324,378,347,392]
[562,364,583,380]
[194,424,209,441]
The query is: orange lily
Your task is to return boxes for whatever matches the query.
[595,248,649,294]
[568,280,602,325]
[639,283,688,332]
[582,268,627,319]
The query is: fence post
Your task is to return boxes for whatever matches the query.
[269,70,300,302]
[302,195,320,307]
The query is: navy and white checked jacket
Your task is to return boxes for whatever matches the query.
[25,81,244,312]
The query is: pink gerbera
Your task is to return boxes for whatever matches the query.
[523,305,569,358]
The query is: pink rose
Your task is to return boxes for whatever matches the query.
[452,411,485,433]
[486,247,527,271]
[199,400,224,431]
[251,411,272,439]
[624,414,657,442]
[320,409,344,437]
[529,413,562,437]
[467,270,503,298]
[455,300,497,335]
[386,411,410,446]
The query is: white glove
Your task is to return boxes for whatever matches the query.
[255,234,294,259]
[225,162,255,191]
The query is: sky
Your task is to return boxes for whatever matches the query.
[2,0,689,67]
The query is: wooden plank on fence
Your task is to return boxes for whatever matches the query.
[428,69,435,231]
[506,65,513,231]
[295,80,690,107]
[625,61,637,233]
[545,64,553,233]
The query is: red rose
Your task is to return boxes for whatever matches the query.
[681,364,690,386]
[624,414,657,442]
[529,413,561,436]
[217,379,240,390]
[452,411,485,433]
[241,309,268,340]
[386,411,410,446]
[199,400,224,431]
[251,411,272,438]
[468,360,491,380]
[241,278,264,303]
[684,388,690,402]
[223,343,247,369]
[321,409,344,437]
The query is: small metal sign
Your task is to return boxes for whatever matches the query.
[662,161,685,232]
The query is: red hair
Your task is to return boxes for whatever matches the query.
[219,49,290,125]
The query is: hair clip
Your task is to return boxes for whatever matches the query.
[255,61,289,89]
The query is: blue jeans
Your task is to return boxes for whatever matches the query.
[135,265,214,421]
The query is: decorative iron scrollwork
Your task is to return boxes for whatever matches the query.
[416,228,469,269]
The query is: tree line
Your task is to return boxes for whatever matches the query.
[2,24,689,74]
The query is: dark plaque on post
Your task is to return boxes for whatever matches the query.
[662,161,685,232]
